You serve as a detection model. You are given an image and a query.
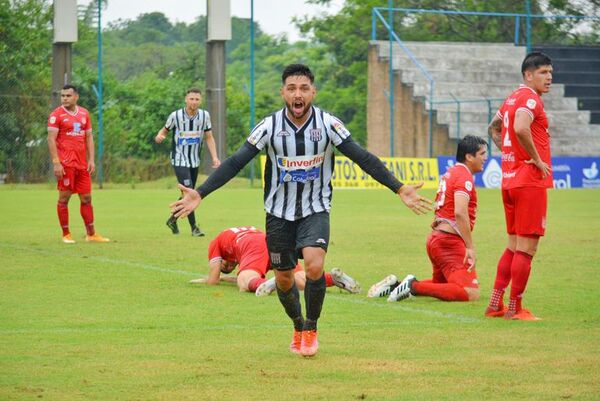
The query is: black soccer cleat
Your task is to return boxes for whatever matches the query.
[191,226,205,237]
[166,216,179,234]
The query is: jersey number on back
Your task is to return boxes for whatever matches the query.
[435,177,447,210]
[502,111,512,147]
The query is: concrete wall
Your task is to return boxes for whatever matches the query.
[367,44,454,158]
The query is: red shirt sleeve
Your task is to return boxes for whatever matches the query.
[48,109,60,130]
[208,236,222,261]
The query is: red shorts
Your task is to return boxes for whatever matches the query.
[236,234,270,277]
[426,231,479,289]
[236,234,303,278]
[57,166,92,194]
[502,187,547,237]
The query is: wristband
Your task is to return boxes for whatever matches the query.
[52,158,60,164]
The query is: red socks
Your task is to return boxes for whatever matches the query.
[248,277,267,292]
[488,248,514,309]
[57,201,70,235]
[412,280,469,302]
[508,251,533,312]
[80,202,95,236]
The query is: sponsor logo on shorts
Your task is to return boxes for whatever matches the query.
[270,252,281,265]
[315,238,327,245]
[63,178,70,186]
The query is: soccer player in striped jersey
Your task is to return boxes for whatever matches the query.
[155,88,220,237]
[171,64,432,357]
[485,52,553,321]
[368,135,487,303]
[188,226,361,297]
[47,85,110,243]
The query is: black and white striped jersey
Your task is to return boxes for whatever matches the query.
[165,108,212,168]
[248,106,351,221]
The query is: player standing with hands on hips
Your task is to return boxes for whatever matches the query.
[155,88,220,237]
[485,52,554,321]
[170,64,432,357]
[47,85,109,244]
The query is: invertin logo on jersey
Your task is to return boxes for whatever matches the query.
[178,131,202,145]
[277,154,325,171]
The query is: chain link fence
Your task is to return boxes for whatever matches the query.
[0,93,53,184]
[0,90,174,185]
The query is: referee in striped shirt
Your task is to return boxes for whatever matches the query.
[171,65,432,356]
[156,88,220,237]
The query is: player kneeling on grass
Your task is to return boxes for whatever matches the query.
[368,135,488,303]
[189,226,361,296]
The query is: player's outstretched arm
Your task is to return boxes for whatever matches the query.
[397,183,434,215]
[171,184,202,218]
[337,138,433,214]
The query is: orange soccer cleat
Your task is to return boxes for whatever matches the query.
[485,306,508,318]
[290,330,302,354]
[504,308,541,321]
[300,330,319,357]
[86,233,110,243]
[62,233,76,244]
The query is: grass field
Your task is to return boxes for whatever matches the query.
[1,182,599,401]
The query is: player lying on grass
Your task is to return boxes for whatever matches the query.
[368,135,488,303]
[189,226,361,296]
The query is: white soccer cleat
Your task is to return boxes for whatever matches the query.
[330,267,361,294]
[387,274,416,302]
[255,277,276,297]
[367,274,399,298]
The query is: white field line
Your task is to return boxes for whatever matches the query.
[1,242,482,334]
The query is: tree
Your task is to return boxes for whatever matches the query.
[0,0,52,182]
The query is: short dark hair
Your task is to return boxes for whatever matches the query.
[521,52,552,75]
[282,64,314,84]
[456,135,487,163]
[62,84,78,93]
[186,87,202,95]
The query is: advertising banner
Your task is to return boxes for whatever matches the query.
[437,156,600,189]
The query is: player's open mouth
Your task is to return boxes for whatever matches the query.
[293,102,304,114]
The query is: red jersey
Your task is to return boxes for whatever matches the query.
[48,106,92,169]
[497,85,553,189]
[433,163,477,232]
[208,226,264,266]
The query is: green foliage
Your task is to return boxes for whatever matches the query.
[2,0,599,183]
